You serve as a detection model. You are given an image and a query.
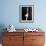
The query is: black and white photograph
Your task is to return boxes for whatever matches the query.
[19,5,34,23]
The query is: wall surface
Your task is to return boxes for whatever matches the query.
[0,0,46,29]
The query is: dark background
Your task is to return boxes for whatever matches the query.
[22,7,32,20]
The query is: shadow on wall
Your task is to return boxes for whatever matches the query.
[0,24,7,43]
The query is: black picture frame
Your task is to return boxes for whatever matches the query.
[19,5,34,23]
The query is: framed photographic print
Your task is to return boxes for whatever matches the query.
[19,5,34,23]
